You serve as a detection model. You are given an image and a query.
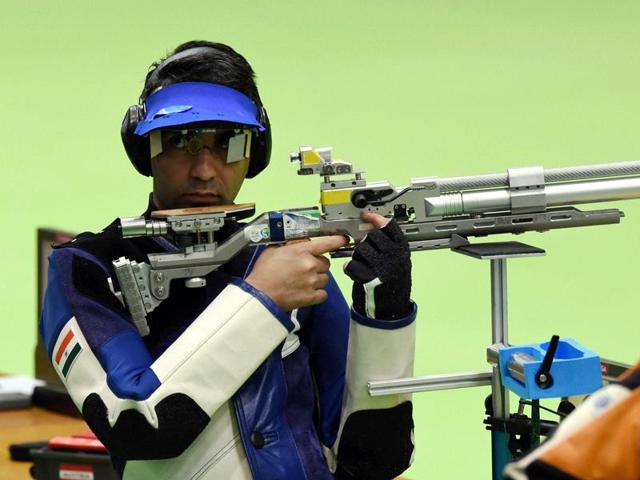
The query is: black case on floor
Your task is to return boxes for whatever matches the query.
[30,447,118,480]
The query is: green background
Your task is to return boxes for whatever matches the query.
[2,1,640,478]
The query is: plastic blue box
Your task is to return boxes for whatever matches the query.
[498,338,602,399]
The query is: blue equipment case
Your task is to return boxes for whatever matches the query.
[499,338,602,399]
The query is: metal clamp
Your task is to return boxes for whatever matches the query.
[508,166,546,213]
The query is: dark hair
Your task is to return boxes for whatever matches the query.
[140,40,262,107]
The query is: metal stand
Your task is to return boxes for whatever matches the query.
[488,258,512,478]
[368,241,545,480]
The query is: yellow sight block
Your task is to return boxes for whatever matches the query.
[302,149,323,165]
[320,189,353,206]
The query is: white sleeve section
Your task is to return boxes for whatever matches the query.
[122,402,252,480]
[149,283,289,415]
[332,318,416,455]
[56,284,288,428]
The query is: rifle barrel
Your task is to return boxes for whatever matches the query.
[426,176,640,217]
[438,160,640,192]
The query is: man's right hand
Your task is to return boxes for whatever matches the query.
[245,236,348,311]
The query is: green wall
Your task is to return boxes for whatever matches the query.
[3,1,640,478]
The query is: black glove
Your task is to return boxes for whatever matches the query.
[344,219,412,320]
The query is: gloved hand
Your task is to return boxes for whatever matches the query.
[344,212,412,320]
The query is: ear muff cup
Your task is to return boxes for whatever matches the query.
[246,108,271,179]
[121,104,152,176]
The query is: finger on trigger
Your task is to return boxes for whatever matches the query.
[287,238,310,246]
[306,235,349,255]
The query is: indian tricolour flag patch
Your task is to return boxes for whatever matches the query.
[54,329,82,378]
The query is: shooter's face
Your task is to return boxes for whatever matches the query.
[150,130,250,209]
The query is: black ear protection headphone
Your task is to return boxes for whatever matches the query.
[120,46,271,178]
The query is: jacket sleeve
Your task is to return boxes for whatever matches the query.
[302,274,416,480]
[40,247,293,461]
[504,363,640,480]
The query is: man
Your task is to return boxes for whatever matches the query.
[40,41,417,479]
[504,362,640,479]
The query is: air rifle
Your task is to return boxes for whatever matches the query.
[112,146,640,335]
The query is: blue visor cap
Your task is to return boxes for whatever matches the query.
[134,82,265,136]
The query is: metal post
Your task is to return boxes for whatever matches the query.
[491,258,509,416]
[531,400,541,447]
[490,258,512,479]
